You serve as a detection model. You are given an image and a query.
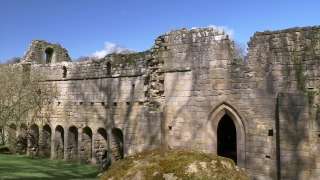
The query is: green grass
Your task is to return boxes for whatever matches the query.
[0,154,102,180]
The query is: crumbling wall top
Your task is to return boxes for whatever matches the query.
[22,40,71,64]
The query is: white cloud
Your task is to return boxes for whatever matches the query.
[91,42,117,59]
[208,25,234,38]
[91,42,136,59]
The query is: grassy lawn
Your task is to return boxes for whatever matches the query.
[0,154,102,180]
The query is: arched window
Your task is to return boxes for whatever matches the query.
[45,48,54,63]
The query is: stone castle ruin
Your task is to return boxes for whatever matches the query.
[5,25,320,179]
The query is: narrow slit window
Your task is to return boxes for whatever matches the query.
[62,66,67,78]
[107,62,111,75]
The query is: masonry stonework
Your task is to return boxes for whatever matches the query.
[12,25,320,179]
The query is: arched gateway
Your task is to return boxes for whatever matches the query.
[206,102,246,169]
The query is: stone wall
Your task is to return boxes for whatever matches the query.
[14,25,320,179]
[151,26,320,179]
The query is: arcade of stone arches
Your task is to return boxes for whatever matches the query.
[3,123,124,167]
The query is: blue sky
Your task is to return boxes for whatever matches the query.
[0,0,319,62]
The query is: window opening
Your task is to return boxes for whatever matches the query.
[45,48,54,64]
[63,66,67,78]
[107,62,111,75]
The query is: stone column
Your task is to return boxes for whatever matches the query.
[50,126,56,160]
[38,126,43,157]
[77,128,83,163]
[26,134,30,156]
[106,127,114,162]
[91,133,98,165]
[63,126,68,161]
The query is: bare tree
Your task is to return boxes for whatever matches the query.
[233,41,247,60]
[73,56,91,62]
[1,57,21,65]
[106,46,137,65]
[0,63,58,146]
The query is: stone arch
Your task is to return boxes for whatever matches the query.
[44,47,54,63]
[28,124,39,156]
[81,127,92,164]
[67,126,78,162]
[111,128,124,161]
[206,102,246,169]
[94,128,108,166]
[8,123,17,146]
[55,125,64,159]
[16,123,27,154]
[40,124,51,158]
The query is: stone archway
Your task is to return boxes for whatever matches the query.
[81,127,92,164]
[55,125,64,159]
[17,124,28,155]
[40,124,51,158]
[94,128,108,167]
[67,126,78,162]
[206,103,246,169]
[217,114,237,163]
[28,124,39,156]
[111,128,123,161]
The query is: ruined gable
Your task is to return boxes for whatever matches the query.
[22,40,71,64]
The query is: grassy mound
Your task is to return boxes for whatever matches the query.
[101,148,248,180]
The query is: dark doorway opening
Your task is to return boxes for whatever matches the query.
[55,125,64,159]
[217,115,237,164]
[68,126,78,162]
[81,127,92,164]
[111,128,124,160]
[41,125,51,158]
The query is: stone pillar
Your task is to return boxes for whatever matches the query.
[63,126,68,161]
[26,134,30,156]
[38,126,43,157]
[106,126,113,163]
[77,128,83,163]
[91,133,98,165]
[50,126,56,160]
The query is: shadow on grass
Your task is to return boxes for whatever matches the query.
[0,154,102,180]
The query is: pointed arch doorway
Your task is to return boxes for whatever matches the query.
[217,114,237,164]
[206,103,246,169]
